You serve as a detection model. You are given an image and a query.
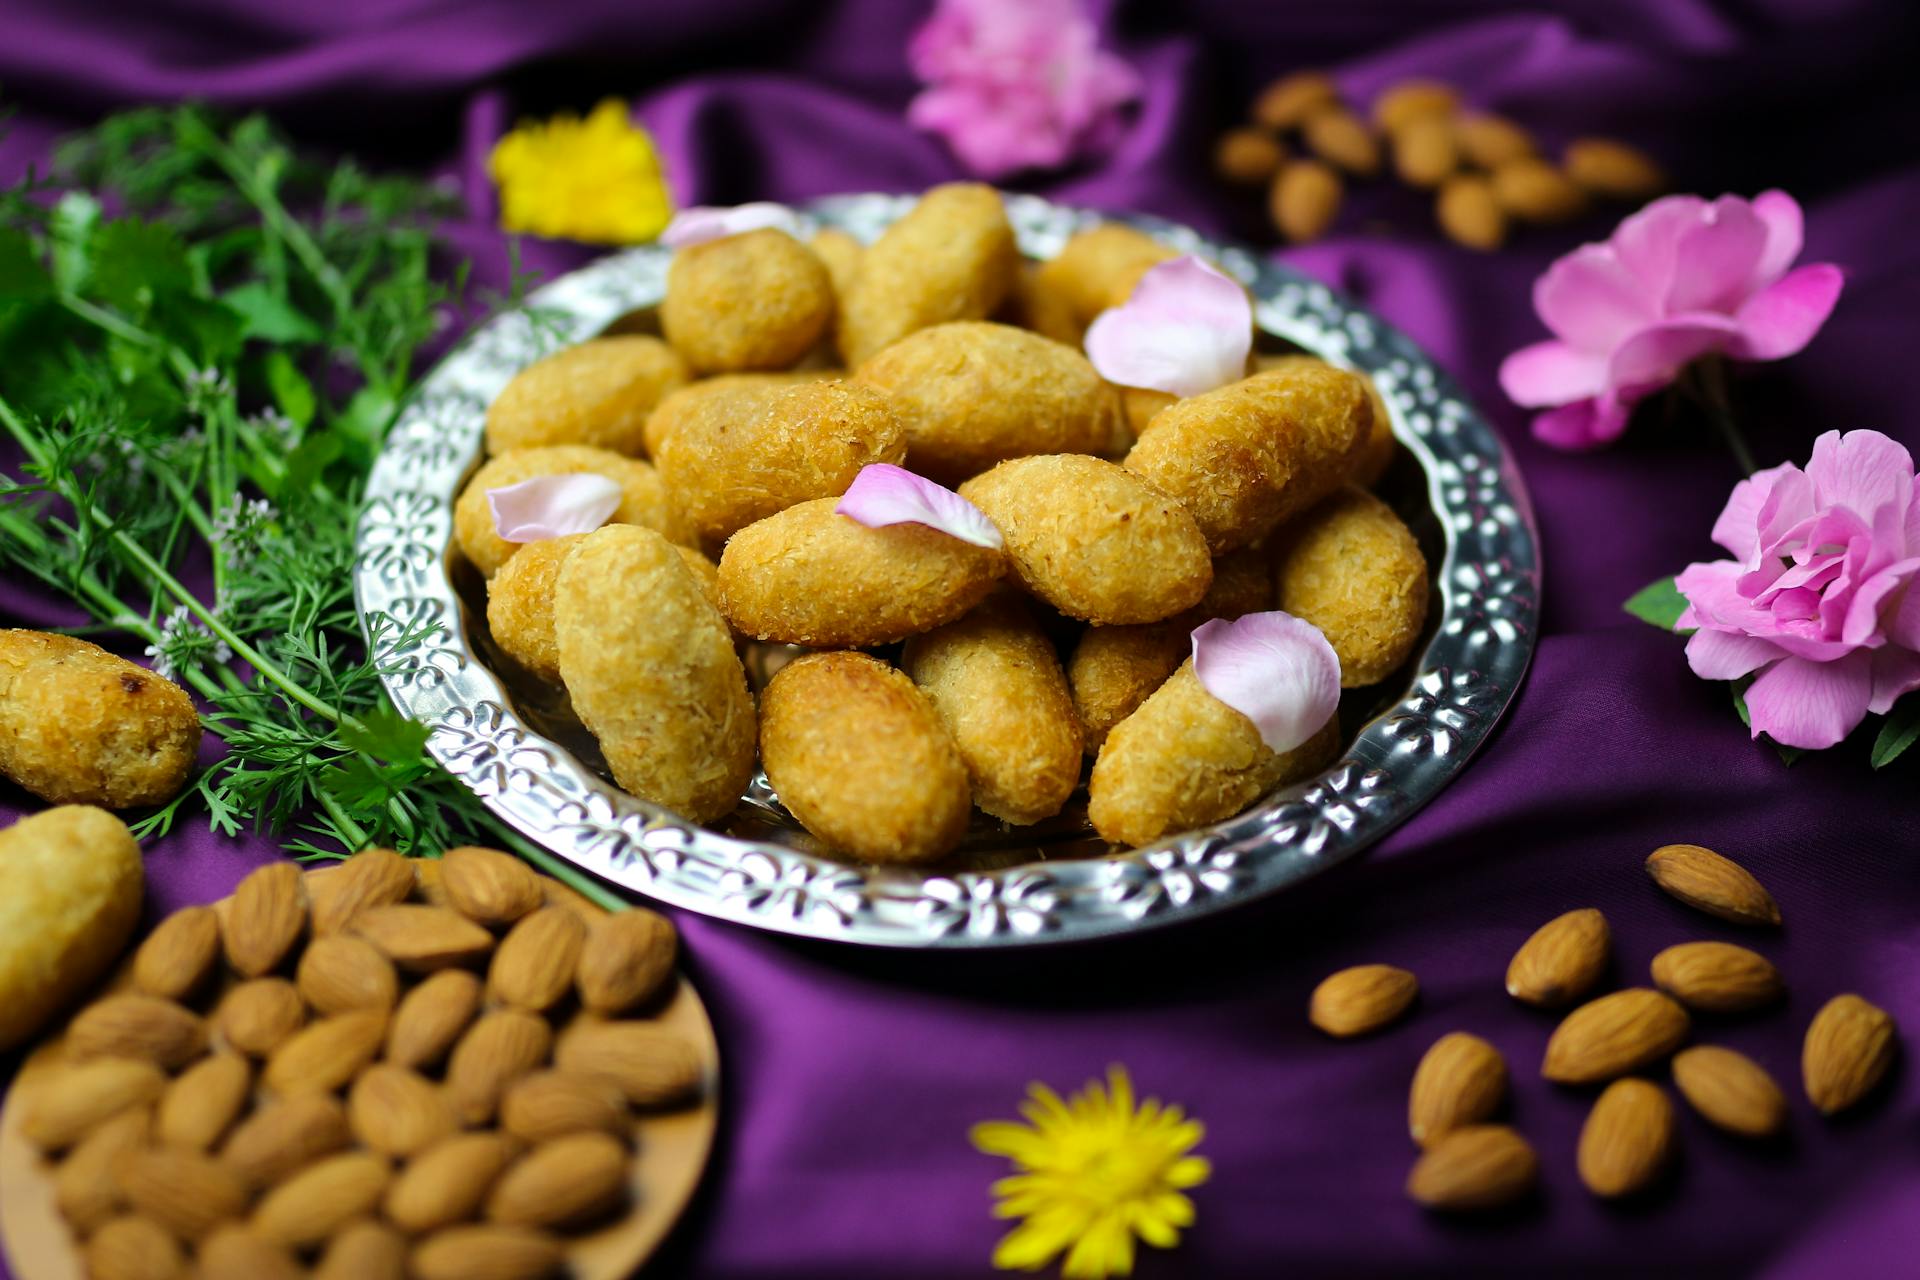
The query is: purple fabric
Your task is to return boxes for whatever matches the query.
[5,3,1920,1276]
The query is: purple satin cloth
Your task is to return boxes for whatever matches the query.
[5,3,1920,1276]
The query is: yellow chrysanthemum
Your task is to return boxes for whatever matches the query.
[488,98,673,245]
[971,1066,1210,1280]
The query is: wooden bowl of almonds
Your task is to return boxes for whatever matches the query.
[0,848,720,1280]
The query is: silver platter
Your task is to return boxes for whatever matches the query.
[354,192,1540,948]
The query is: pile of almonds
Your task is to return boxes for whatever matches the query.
[1308,843,1900,1211]
[1215,71,1665,249]
[19,846,702,1280]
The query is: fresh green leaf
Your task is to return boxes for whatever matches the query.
[223,282,324,344]
[86,219,194,313]
[1623,577,1688,630]
[262,349,316,427]
[0,227,51,303]
[339,700,431,765]
[49,192,100,292]
[1871,700,1920,768]
[155,295,244,366]
[333,385,396,462]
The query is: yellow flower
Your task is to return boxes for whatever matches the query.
[488,98,673,245]
[971,1066,1210,1280]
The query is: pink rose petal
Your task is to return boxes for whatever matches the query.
[1667,195,1769,314]
[1726,263,1843,361]
[1190,611,1341,754]
[1084,255,1252,399]
[1744,650,1873,750]
[1685,629,1783,681]
[1805,429,1916,520]
[487,474,623,543]
[1534,244,1655,351]
[1746,189,1805,290]
[1498,340,1608,408]
[1612,195,1708,305]
[1709,463,1796,563]
[1868,647,1920,716]
[834,463,1004,548]
[660,203,801,248]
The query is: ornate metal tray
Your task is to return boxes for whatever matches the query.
[355,193,1539,948]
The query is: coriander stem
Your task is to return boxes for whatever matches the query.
[314,787,371,851]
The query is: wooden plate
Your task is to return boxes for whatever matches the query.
[0,861,721,1279]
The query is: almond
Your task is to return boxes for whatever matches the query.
[220,1090,351,1186]
[1505,908,1609,1008]
[1576,1078,1674,1198]
[1392,114,1456,188]
[222,861,308,977]
[1672,1045,1787,1138]
[309,846,416,934]
[1646,844,1781,926]
[112,1143,251,1241]
[352,904,495,972]
[198,1225,304,1280]
[1372,79,1457,134]
[446,1009,554,1125]
[316,1219,407,1280]
[213,978,306,1057]
[1651,941,1783,1013]
[1435,175,1506,251]
[541,877,609,922]
[1214,127,1287,186]
[1269,159,1343,243]
[84,1214,186,1280]
[410,1224,566,1280]
[555,1019,703,1107]
[1543,988,1690,1084]
[387,967,484,1069]
[1453,111,1534,167]
[157,1052,251,1150]
[251,1150,391,1247]
[1803,993,1897,1115]
[298,933,400,1015]
[1490,158,1587,224]
[22,1057,167,1151]
[486,1131,629,1228]
[501,1069,631,1145]
[1302,108,1380,176]
[489,905,586,1012]
[349,1063,456,1158]
[67,994,207,1069]
[265,1008,387,1094]
[440,846,544,928]
[1405,1124,1536,1211]
[1253,70,1339,131]
[54,1105,151,1231]
[1308,964,1418,1038]
[385,1131,520,1234]
[577,909,677,1014]
[1564,137,1665,200]
[1408,1032,1507,1149]
[131,905,221,1000]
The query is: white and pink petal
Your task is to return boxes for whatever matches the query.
[487,474,624,543]
[1190,611,1341,754]
[1084,255,1252,399]
[1743,650,1874,750]
[834,463,1004,548]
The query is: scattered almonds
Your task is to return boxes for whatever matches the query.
[1542,988,1690,1085]
[131,907,221,1001]
[1490,157,1587,224]
[309,847,415,936]
[1408,1032,1506,1149]
[1301,108,1381,176]
[1576,1078,1673,1198]
[1453,112,1534,167]
[1269,159,1344,243]
[1214,127,1287,185]
[1650,941,1783,1014]
[221,862,308,979]
[1252,71,1339,131]
[1308,964,1418,1038]
[1434,175,1506,251]
[1802,993,1897,1115]
[1405,1124,1536,1211]
[1505,908,1609,1009]
[1564,137,1666,200]
[1372,79,1457,134]
[1392,114,1456,188]
[1671,1045,1788,1138]
[1645,844,1782,927]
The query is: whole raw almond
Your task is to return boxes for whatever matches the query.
[252,1150,391,1248]
[1253,70,1339,131]
[1490,158,1587,224]
[446,1009,554,1125]
[1505,908,1609,1008]
[440,846,544,928]
[112,1143,251,1241]
[577,910,677,1014]
[1309,964,1418,1038]
[310,846,416,935]
[1214,127,1287,186]
[298,933,400,1015]
[131,906,221,1000]
[1435,175,1506,251]
[1651,941,1783,1013]
[486,1131,629,1228]
[316,1219,407,1280]
[68,994,207,1069]
[349,1063,456,1158]
[1543,988,1690,1084]
[1453,111,1534,167]
[1393,113,1456,188]
[1405,1124,1536,1211]
[84,1214,186,1280]
[157,1052,251,1150]
[213,978,306,1057]
[265,1009,387,1094]
[1672,1045,1787,1138]
[1408,1032,1507,1148]
[1803,993,1897,1115]
[541,878,610,922]
[352,904,495,973]
[1269,159,1343,243]
[220,1090,351,1186]
[489,906,587,1012]
[501,1069,631,1145]
[198,1225,304,1280]
[223,861,308,978]
[385,1131,520,1234]
[1645,844,1781,926]
[22,1057,167,1151]
[556,1020,704,1108]
[411,1224,566,1280]
[1302,108,1380,176]
[1564,137,1665,200]
[1372,79,1457,134]
[387,968,484,1069]
[54,1105,150,1231]
[1577,1077,1674,1198]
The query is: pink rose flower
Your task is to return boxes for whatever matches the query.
[906,0,1141,180]
[1499,192,1843,450]
[1675,429,1920,750]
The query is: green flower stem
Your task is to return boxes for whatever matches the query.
[1686,355,1758,478]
